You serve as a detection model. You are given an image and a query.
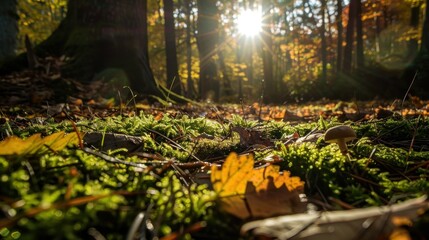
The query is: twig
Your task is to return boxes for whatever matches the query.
[328,197,355,210]
[83,147,146,169]
[144,127,202,162]
[401,71,418,107]
[348,173,381,187]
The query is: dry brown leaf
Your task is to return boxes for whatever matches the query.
[231,126,272,147]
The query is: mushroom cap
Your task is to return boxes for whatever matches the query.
[324,125,356,143]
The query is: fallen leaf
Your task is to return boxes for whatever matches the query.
[211,153,254,197]
[231,127,272,147]
[0,131,80,156]
[211,153,306,219]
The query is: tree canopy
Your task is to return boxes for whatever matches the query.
[1,0,429,102]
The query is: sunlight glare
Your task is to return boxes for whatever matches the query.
[237,9,262,37]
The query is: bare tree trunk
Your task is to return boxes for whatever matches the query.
[320,0,328,83]
[336,0,343,72]
[163,0,182,94]
[343,0,356,73]
[141,0,150,66]
[423,0,429,52]
[197,0,219,101]
[0,0,18,61]
[261,0,275,103]
[355,0,364,68]
[408,3,421,59]
[184,0,196,98]
[217,34,233,97]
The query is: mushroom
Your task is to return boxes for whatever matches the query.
[324,125,356,155]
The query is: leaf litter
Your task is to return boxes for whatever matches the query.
[1,96,429,239]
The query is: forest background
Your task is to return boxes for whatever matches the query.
[0,0,428,103]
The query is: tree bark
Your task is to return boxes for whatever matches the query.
[197,0,220,101]
[343,0,356,73]
[336,0,343,72]
[423,0,429,52]
[408,3,421,59]
[0,0,18,62]
[141,0,150,66]
[184,0,196,98]
[355,0,364,68]
[320,0,328,83]
[163,0,182,94]
[55,0,161,97]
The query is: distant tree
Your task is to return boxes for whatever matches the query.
[197,0,219,101]
[336,0,343,72]
[423,0,429,52]
[355,0,364,68]
[343,0,356,73]
[415,0,429,89]
[163,0,182,94]
[320,0,328,83]
[0,0,18,62]
[408,1,422,59]
[261,0,275,103]
[184,0,197,98]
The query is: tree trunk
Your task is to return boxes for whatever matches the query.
[197,0,220,101]
[355,0,364,68]
[184,0,196,98]
[261,0,275,103]
[336,0,343,72]
[423,0,429,52]
[163,0,182,94]
[0,0,18,62]
[343,0,356,73]
[43,0,162,97]
[320,0,328,83]
[408,3,421,59]
[142,0,150,66]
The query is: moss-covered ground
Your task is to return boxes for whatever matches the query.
[1,101,429,239]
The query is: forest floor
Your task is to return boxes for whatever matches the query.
[1,59,429,239]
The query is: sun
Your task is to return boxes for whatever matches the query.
[237,9,263,37]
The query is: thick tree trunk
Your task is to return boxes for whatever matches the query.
[355,0,364,68]
[0,0,18,62]
[261,0,275,103]
[53,0,161,97]
[197,0,220,101]
[343,0,356,73]
[163,0,182,94]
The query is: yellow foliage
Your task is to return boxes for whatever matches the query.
[0,131,80,156]
[211,153,306,219]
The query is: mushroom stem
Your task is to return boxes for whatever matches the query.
[337,140,348,155]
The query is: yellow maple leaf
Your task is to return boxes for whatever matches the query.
[211,152,306,219]
[211,153,254,196]
[0,131,80,156]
